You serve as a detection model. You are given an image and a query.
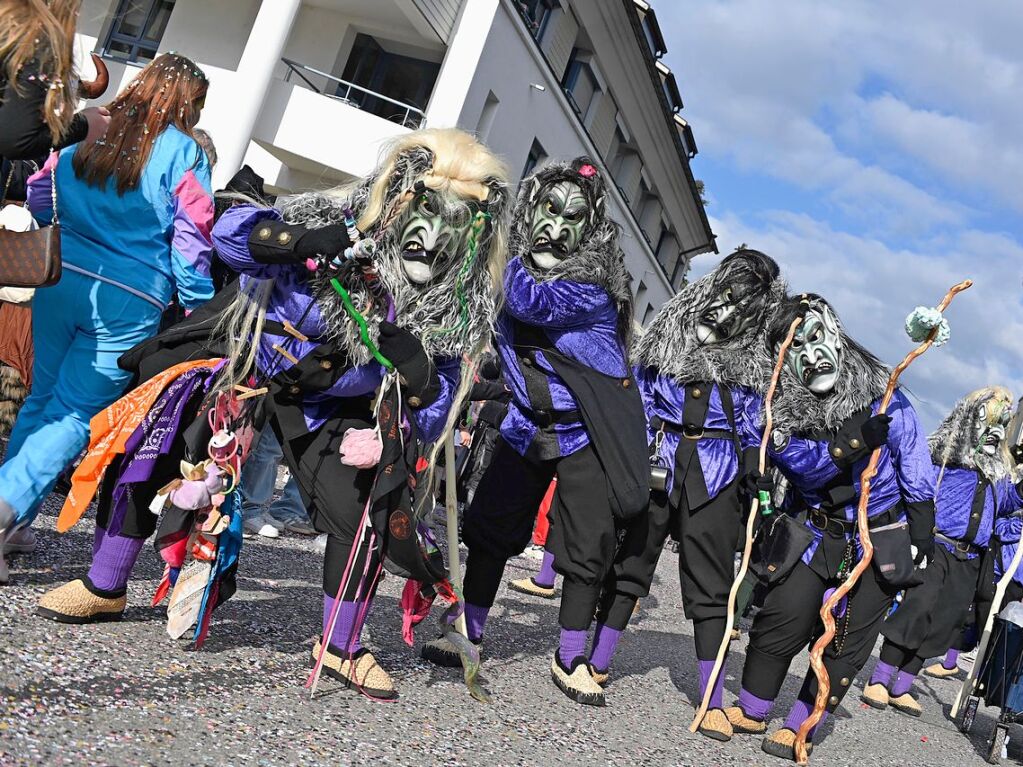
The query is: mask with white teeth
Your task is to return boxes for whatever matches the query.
[787,305,842,395]
[929,387,1016,481]
[528,181,589,271]
[696,285,757,345]
[399,190,459,285]
[973,401,1010,457]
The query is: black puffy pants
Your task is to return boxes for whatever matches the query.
[461,437,617,630]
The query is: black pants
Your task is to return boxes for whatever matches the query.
[956,546,1023,651]
[881,544,980,667]
[742,537,900,711]
[596,478,744,658]
[272,400,377,599]
[461,437,617,630]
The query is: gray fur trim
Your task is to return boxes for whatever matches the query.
[632,261,785,391]
[929,391,1012,482]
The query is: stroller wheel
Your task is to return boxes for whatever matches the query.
[985,724,1007,764]
[960,696,979,733]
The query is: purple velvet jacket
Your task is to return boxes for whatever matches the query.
[636,368,761,498]
[995,515,1023,585]
[496,257,629,458]
[763,388,935,563]
[934,468,1022,559]
[211,205,457,440]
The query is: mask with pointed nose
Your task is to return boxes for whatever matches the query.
[973,401,1010,456]
[528,181,590,270]
[786,306,842,395]
[399,190,459,285]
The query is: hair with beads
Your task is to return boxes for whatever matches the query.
[72,53,208,194]
[0,0,81,144]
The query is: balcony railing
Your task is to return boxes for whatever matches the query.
[281,58,426,129]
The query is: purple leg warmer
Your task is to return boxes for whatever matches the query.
[558,628,588,668]
[86,527,144,593]
[783,698,828,739]
[738,687,774,721]
[891,671,916,697]
[869,660,898,688]
[698,659,727,710]
[535,550,557,588]
[943,648,960,670]
[464,602,490,642]
[322,595,365,655]
[589,623,622,672]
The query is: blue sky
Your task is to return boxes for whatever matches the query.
[658,0,1023,428]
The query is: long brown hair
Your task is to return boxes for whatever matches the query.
[0,0,81,144]
[73,53,208,195]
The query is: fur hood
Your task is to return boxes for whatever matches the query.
[512,157,633,341]
[769,293,890,435]
[930,387,1015,483]
[632,249,785,391]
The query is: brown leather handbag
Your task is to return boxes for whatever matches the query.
[0,161,62,288]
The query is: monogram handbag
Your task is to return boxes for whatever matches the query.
[0,160,62,288]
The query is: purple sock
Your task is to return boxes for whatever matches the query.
[738,687,774,721]
[589,623,622,672]
[558,627,588,668]
[322,595,365,654]
[464,602,489,642]
[783,698,828,739]
[869,660,898,688]
[86,527,144,592]
[698,659,726,710]
[891,671,916,697]
[535,550,556,588]
[943,649,960,670]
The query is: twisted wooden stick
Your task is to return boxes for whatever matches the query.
[690,306,807,732]
[794,279,972,764]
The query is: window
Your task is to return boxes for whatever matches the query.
[516,0,557,41]
[340,34,440,127]
[522,139,547,181]
[563,49,600,119]
[103,0,175,64]
[476,92,500,141]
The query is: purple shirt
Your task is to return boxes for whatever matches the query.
[636,367,761,498]
[995,515,1023,585]
[212,204,457,441]
[763,389,936,564]
[934,468,1022,557]
[496,257,628,458]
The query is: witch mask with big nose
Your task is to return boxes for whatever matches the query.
[529,181,590,270]
[787,306,842,396]
[973,401,1011,456]
[399,190,458,285]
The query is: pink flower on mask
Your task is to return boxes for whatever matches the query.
[578,164,597,178]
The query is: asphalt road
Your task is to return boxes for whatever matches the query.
[0,499,1017,766]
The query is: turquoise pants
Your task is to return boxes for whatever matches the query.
[0,271,161,526]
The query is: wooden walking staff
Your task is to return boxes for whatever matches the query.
[690,298,809,733]
[794,279,973,764]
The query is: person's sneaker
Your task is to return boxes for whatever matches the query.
[724,705,768,734]
[279,517,317,536]
[924,661,959,679]
[551,654,605,706]
[698,708,734,742]
[861,682,890,710]
[421,634,483,668]
[37,579,126,624]
[508,576,556,598]
[312,640,397,700]
[761,728,812,761]
[243,513,281,539]
[889,692,922,717]
[4,526,36,555]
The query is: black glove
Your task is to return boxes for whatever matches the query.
[248,221,351,265]
[912,535,933,568]
[378,321,440,407]
[740,469,774,497]
[861,414,892,450]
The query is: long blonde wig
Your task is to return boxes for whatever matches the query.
[931,386,1016,485]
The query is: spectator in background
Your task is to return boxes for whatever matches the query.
[193,128,217,169]
[0,0,110,160]
[0,53,214,582]
[240,429,316,539]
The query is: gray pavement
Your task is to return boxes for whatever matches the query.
[0,499,1016,766]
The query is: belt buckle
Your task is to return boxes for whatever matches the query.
[957,541,971,554]
[683,424,704,441]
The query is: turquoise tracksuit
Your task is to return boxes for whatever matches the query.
[2,126,214,526]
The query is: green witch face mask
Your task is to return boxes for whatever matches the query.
[528,181,589,270]
[973,401,1011,457]
[399,190,463,285]
[787,306,842,396]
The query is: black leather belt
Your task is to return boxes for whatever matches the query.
[808,505,900,535]
[935,533,983,555]
[520,405,581,428]
[650,416,733,442]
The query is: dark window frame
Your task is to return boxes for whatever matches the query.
[517,0,557,41]
[562,51,600,119]
[521,138,547,181]
[102,0,176,64]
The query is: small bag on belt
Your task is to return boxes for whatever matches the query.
[871,519,923,588]
[649,424,668,493]
[750,511,814,584]
[0,158,61,288]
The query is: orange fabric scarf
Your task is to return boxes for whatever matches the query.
[57,359,221,533]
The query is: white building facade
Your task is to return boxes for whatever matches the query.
[74,0,716,320]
